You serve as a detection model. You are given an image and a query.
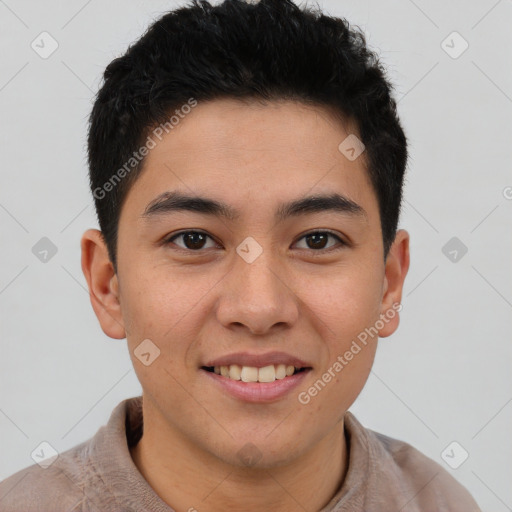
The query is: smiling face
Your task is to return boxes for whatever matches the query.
[82,98,409,470]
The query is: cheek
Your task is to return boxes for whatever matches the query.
[304,263,383,339]
[120,261,200,333]
[120,271,200,408]
[120,262,218,375]
[297,263,381,401]
[300,330,378,423]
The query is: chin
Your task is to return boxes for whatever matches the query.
[212,432,307,470]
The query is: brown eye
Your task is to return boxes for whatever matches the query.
[294,231,345,251]
[167,231,217,251]
[305,233,329,249]
[165,230,346,254]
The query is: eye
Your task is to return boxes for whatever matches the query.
[165,230,346,253]
[166,230,219,251]
[293,230,346,251]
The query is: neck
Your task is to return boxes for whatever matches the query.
[130,399,348,512]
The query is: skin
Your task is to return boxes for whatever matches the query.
[81,98,410,512]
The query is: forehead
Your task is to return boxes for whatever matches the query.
[156,98,361,166]
[120,98,377,222]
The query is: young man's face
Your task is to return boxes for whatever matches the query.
[82,98,409,468]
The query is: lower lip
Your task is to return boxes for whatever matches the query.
[201,368,311,403]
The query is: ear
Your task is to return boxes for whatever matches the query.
[378,229,410,338]
[81,229,126,339]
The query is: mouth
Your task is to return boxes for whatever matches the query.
[201,364,309,383]
[200,351,313,402]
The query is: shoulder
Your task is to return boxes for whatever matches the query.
[0,440,91,512]
[372,430,481,511]
[344,413,482,511]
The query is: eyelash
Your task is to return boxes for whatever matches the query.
[164,230,347,254]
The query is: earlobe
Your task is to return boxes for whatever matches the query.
[378,229,410,338]
[81,229,126,340]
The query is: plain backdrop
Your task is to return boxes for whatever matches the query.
[1,0,511,510]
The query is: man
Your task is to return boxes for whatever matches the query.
[0,0,481,510]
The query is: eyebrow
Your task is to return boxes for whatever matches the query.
[140,190,367,223]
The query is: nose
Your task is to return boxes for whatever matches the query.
[215,247,300,336]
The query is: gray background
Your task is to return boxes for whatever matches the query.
[1,0,511,510]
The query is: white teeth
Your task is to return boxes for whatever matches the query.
[258,365,276,383]
[211,364,301,382]
[229,364,242,381]
[275,364,286,380]
[241,366,258,382]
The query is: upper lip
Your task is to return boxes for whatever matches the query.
[203,351,311,369]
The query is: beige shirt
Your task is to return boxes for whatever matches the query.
[0,396,481,511]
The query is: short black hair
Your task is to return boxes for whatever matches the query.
[88,0,408,272]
